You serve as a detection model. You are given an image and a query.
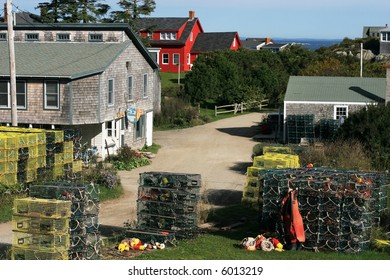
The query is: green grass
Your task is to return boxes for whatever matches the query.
[160,72,186,89]
[126,204,390,260]
[141,143,161,154]
[99,185,124,202]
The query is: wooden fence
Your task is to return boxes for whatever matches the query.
[214,99,269,116]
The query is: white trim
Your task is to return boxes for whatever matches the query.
[334,105,348,119]
[107,78,114,107]
[284,101,377,105]
[162,53,169,64]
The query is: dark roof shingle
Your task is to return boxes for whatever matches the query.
[191,32,237,53]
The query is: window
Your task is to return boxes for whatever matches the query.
[25,33,39,41]
[173,54,180,65]
[143,74,148,98]
[190,32,193,42]
[382,32,390,42]
[162,53,169,64]
[107,79,114,106]
[334,106,348,120]
[44,81,59,109]
[187,53,191,65]
[0,81,8,108]
[0,33,6,41]
[106,121,113,137]
[127,76,133,101]
[0,81,27,109]
[16,81,26,109]
[89,33,103,42]
[57,33,70,41]
[135,114,145,139]
[160,32,176,40]
[233,38,237,47]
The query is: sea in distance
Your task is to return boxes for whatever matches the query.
[273,38,343,51]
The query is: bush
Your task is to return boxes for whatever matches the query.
[297,139,372,170]
[110,145,150,171]
[84,163,120,189]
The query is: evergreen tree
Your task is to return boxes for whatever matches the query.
[110,0,156,24]
[36,0,110,23]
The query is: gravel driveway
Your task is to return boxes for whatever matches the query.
[0,112,265,245]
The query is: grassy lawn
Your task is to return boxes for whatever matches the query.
[104,204,389,260]
[160,72,186,89]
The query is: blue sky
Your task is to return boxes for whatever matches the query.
[9,0,390,39]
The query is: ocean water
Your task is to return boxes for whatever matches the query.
[274,38,343,51]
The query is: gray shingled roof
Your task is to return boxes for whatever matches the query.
[135,17,189,31]
[0,12,42,24]
[191,32,238,53]
[285,76,386,103]
[0,41,131,79]
[242,38,268,50]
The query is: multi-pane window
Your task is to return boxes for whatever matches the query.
[0,33,6,41]
[127,76,133,101]
[89,33,103,42]
[160,32,176,40]
[108,79,114,106]
[106,121,113,137]
[57,33,70,41]
[382,32,390,42]
[334,106,347,120]
[173,53,180,65]
[25,33,39,41]
[0,81,27,109]
[162,53,169,64]
[44,81,59,109]
[143,74,148,98]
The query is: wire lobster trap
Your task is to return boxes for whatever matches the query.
[260,168,389,252]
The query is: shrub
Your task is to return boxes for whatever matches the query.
[110,145,150,171]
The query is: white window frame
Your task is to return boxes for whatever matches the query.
[160,32,166,40]
[107,79,114,106]
[25,33,39,41]
[57,33,71,41]
[16,81,27,109]
[187,53,191,65]
[44,80,59,110]
[173,53,180,65]
[190,32,193,42]
[89,33,103,42]
[143,74,148,98]
[0,33,6,41]
[106,121,113,137]
[334,105,348,120]
[162,53,169,64]
[127,76,133,101]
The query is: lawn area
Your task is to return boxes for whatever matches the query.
[160,72,186,89]
[102,204,389,260]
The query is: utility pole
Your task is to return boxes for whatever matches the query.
[6,0,17,126]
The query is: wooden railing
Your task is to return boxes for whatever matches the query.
[214,99,269,116]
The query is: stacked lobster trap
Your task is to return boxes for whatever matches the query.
[260,168,389,252]
[136,172,201,240]
[11,197,72,260]
[28,182,101,260]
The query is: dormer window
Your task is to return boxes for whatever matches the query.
[25,33,39,41]
[89,33,103,42]
[160,32,176,40]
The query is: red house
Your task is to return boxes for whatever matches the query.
[136,11,242,72]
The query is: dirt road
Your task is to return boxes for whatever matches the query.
[0,112,265,244]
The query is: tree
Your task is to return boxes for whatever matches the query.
[110,0,156,25]
[337,105,390,170]
[36,0,110,23]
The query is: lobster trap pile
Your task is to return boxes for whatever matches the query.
[11,197,72,260]
[242,145,300,210]
[136,172,201,240]
[28,182,101,260]
[0,127,82,186]
[286,115,315,144]
[260,168,389,252]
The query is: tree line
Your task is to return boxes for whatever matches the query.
[183,38,386,107]
[35,0,155,24]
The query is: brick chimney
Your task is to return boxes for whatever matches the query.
[386,63,390,104]
[189,10,195,21]
[265,37,272,44]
